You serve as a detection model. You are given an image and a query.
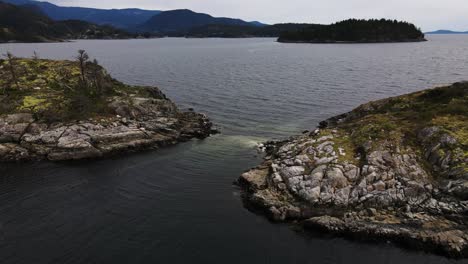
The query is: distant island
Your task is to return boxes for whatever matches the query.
[426,30,468,34]
[0,51,215,161]
[278,19,426,43]
[0,1,136,43]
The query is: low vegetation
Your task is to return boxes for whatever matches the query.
[0,50,148,121]
[325,82,468,171]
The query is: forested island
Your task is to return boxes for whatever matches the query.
[0,51,215,161]
[239,83,467,257]
[278,19,426,43]
[0,1,136,43]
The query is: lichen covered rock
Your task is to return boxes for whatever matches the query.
[239,82,468,258]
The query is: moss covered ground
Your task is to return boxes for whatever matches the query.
[0,57,153,121]
[324,82,468,171]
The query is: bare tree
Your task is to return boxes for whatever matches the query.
[76,50,89,83]
[32,51,39,60]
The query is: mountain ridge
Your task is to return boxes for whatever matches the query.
[426,30,468,34]
[3,0,266,31]
[0,1,134,42]
[138,9,261,33]
[2,0,161,29]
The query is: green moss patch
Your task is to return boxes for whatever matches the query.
[0,56,162,121]
[326,82,467,172]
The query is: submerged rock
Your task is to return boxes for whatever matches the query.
[238,82,468,258]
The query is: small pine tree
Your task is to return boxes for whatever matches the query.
[76,50,89,84]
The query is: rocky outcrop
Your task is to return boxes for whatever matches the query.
[238,82,468,258]
[0,93,215,161]
[0,58,216,162]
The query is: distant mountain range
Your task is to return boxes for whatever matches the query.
[2,0,266,32]
[2,0,161,29]
[425,30,468,34]
[0,0,432,43]
[0,1,134,42]
[138,9,264,33]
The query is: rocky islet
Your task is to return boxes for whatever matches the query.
[239,82,468,258]
[0,57,216,161]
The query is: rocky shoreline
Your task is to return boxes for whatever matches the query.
[0,94,215,161]
[238,82,468,258]
[0,56,216,162]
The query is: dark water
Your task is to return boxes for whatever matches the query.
[0,36,467,264]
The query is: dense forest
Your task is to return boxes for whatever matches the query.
[278,19,426,43]
[0,1,135,42]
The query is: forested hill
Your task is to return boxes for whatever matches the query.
[138,9,258,33]
[278,19,426,43]
[2,0,161,29]
[0,1,134,42]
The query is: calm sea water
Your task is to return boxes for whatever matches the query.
[0,36,467,264]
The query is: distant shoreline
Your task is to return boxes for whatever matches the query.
[277,38,428,44]
[0,37,434,44]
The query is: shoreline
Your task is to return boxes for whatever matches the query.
[0,110,216,162]
[277,38,428,44]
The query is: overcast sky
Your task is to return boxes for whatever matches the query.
[48,0,468,31]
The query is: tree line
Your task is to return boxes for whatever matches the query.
[278,19,425,43]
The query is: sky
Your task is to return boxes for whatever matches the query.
[47,0,468,31]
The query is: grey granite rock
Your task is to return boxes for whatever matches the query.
[239,123,467,258]
[0,88,214,162]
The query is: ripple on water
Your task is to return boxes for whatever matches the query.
[0,36,466,263]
